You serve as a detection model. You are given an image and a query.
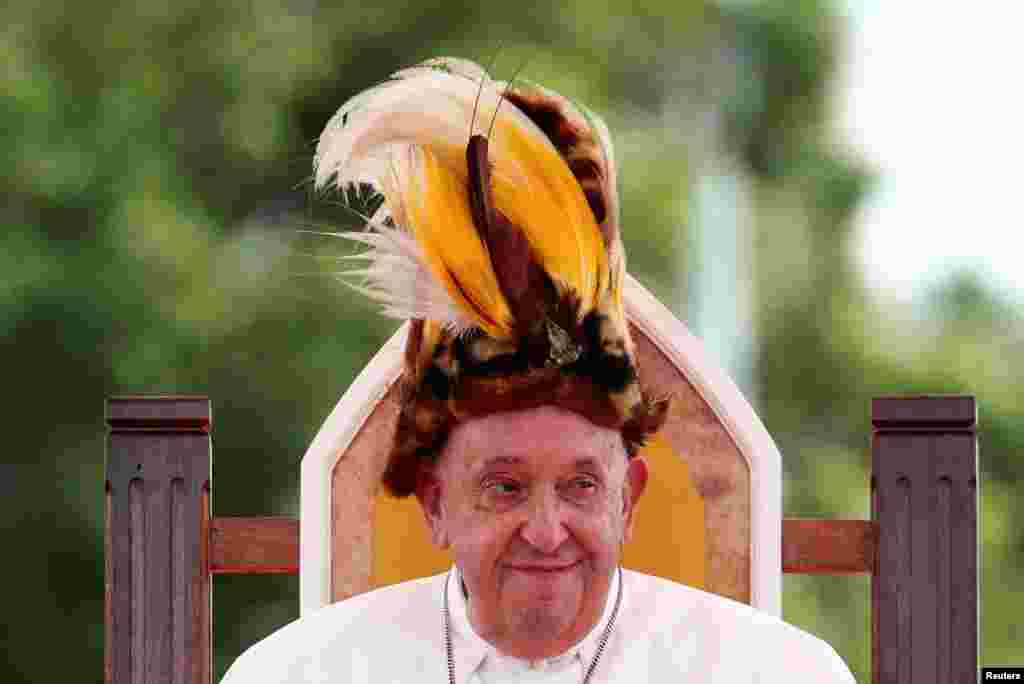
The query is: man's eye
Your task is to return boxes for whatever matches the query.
[568,478,597,493]
[485,481,521,496]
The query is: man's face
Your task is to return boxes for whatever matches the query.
[416,406,648,659]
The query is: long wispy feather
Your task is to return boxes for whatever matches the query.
[336,221,477,334]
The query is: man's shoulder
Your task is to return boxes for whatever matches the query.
[621,570,855,681]
[622,567,773,626]
[623,567,819,638]
[220,571,447,683]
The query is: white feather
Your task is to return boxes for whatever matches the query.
[314,60,554,194]
[334,220,476,334]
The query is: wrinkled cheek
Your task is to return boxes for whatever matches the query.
[456,526,513,592]
[584,517,623,560]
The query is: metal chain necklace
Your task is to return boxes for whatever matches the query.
[443,566,624,684]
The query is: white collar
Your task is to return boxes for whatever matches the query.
[445,565,621,684]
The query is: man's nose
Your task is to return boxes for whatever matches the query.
[519,492,569,553]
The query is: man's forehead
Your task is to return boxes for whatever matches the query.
[442,407,624,474]
[467,454,608,475]
[453,406,614,440]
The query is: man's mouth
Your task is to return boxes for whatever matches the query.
[506,561,580,573]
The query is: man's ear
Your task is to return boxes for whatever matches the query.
[621,456,648,543]
[414,465,450,549]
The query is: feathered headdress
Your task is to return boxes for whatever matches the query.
[315,57,669,497]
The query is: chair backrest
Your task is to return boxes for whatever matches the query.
[300,274,783,617]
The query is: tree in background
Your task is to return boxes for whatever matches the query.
[3,1,1019,682]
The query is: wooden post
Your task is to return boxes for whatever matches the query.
[106,396,212,684]
[872,396,977,684]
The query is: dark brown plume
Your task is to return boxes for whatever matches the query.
[466,134,550,336]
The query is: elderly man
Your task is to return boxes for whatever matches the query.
[221,57,856,683]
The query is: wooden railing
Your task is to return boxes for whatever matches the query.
[104,395,978,684]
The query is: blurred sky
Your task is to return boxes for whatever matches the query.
[833,1,1024,304]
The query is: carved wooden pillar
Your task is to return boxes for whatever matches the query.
[106,396,211,684]
[872,396,977,684]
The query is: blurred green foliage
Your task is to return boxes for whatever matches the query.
[3,1,1020,682]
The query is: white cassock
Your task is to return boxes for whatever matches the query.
[221,567,856,683]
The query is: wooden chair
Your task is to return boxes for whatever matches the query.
[104,276,978,684]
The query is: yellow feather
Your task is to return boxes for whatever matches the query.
[487,116,608,315]
[407,147,514,338]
